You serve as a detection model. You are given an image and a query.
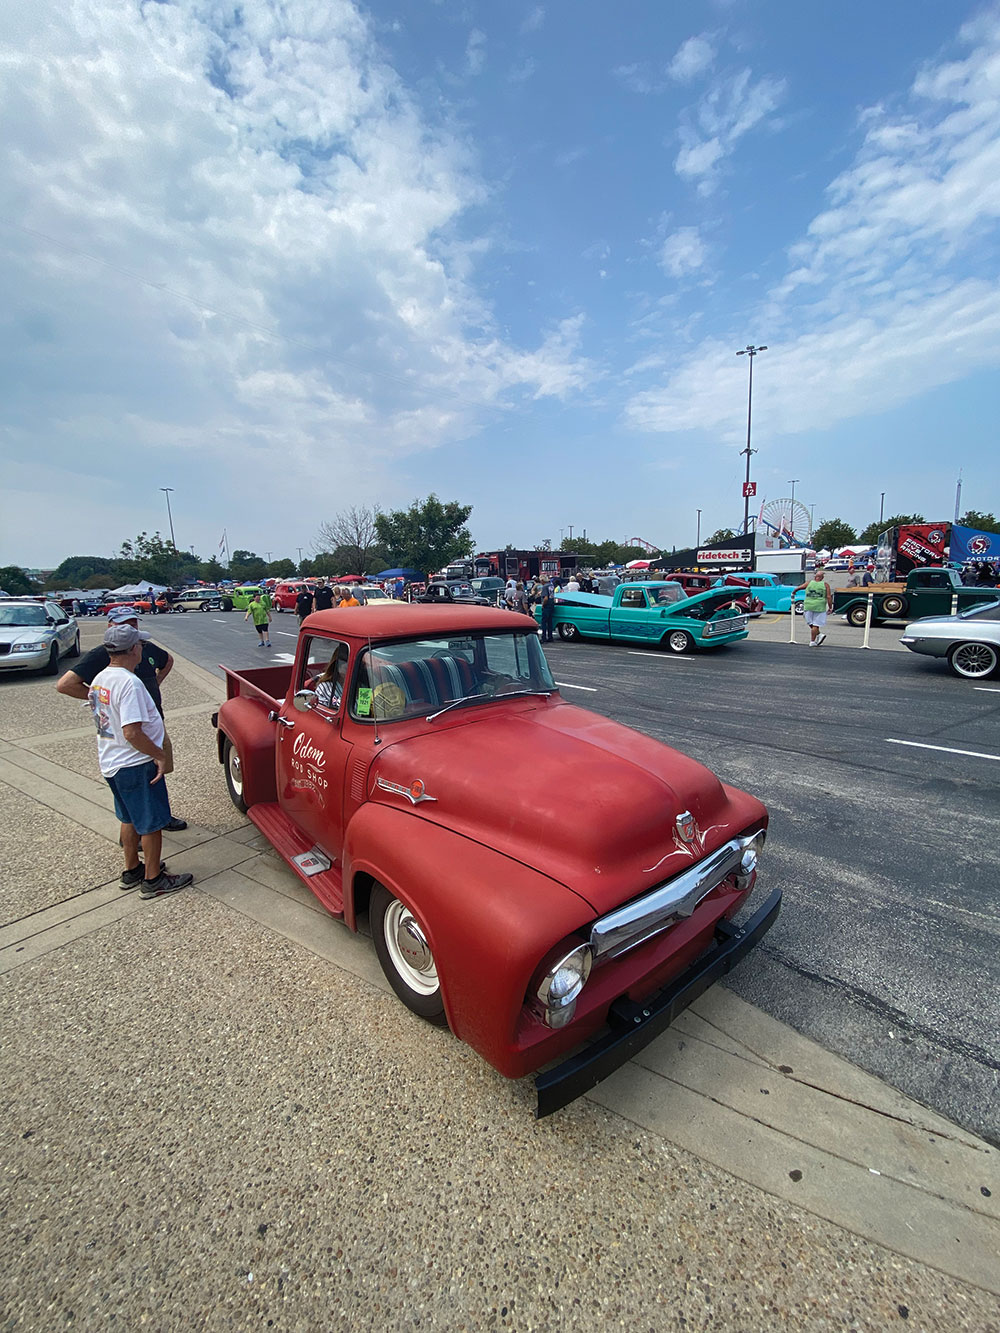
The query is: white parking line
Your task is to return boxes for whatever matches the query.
[213,619,228,623]
[626,651,693,661]
[556,681,597,692]
[886,738,1000,763]
[276,631,297,637]
[974,687,1000,694]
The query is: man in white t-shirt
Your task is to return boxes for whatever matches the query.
[88,623,193,899]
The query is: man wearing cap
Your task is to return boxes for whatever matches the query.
[56,608,188,831]
[85,623,193,898]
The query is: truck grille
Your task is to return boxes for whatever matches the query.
[704,615,746,636]
[0,644,10,656]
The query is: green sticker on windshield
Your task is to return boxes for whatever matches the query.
[356,686,372,716]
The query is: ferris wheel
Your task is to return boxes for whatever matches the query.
[759,498,812,545]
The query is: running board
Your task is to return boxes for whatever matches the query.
[247,803,344,915]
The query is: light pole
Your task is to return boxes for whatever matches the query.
[160,488,176,548]
[788,479,800,538]
[297,546,303,568]
[789,479,799,504]
[879,492,885,525]
[696,509,702,549]
[809,504,816,534]
[736,345,767,536]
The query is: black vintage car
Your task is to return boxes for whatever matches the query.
[416,580,491,606]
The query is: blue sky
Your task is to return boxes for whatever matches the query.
[1,0,998,567]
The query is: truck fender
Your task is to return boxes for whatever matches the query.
[216,696,278,808]
[342,802,591,1072]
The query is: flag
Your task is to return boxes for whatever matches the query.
[219,530,226,552]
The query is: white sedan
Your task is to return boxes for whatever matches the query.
[0,600,80,674]
[900,599,1000,679]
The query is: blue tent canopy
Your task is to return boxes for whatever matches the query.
[372,568,425,581]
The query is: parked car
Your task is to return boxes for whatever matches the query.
[471,577,507,606]
[541,582,749,653]
[416,581,491,606]
[0,600,80,674]
[272,581,311,612]
[228,586,265,611]
[212,604,780,1115]
[174,588,228,612]
[900,599,1000,678]
[738,572,802,615]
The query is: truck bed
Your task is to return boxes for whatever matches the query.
[222,662,294,707]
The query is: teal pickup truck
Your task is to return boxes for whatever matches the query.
[833,567,998,626]
[539,581,749,653]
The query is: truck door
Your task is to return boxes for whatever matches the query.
[610,587,659,641]
[276,634,353,864]
[909,569,953,617]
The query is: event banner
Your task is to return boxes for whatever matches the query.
[894,524,950,577]
[950,525,1000,564]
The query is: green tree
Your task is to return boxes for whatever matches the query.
[857,513,925,545]
[228,549,268,582]
[51,555,117,585]
[705,528,736,544]
[266,558,296,579]
[375,495,474,578]
[0,565,35,595]
[958,510,1000,533]
[812,519,858,552]
[118,531,194,585]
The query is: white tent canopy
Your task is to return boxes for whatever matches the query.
[109,581,167,596]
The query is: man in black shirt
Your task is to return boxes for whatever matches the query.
[56,609,188,831]
[295,587,314,623]
[312,579,335,613]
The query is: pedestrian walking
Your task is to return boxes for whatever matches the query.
[57,608,187,830]
[795,567,834,646]
[295,586,313,624]
[87,622,193,898]
[312,579,335,613]
[245,593,272,647]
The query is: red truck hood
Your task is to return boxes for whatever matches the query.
[367,701,763,915]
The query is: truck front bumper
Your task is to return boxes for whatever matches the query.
[534,887,782,1118]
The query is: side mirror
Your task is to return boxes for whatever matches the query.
[292,689,317,713]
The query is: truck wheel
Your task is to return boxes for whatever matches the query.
[370,883,447,1024]
[223,738,248,813]
[847,605,869,628]
[220,597,233,612]
[948,642,999,679]
[44,642,60,675]
[557,623,580,641]
[880,595,907,617]
[793,601,804,616]
[665,630,694,654]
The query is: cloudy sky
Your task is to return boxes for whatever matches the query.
[2,0,998,568]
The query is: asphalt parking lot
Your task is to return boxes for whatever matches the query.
[130,604,1000,1147]
[2,609,998,1330]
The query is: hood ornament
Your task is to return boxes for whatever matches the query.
[375,775,437,805]
[674,810,704,853]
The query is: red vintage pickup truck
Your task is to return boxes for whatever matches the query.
[212,605,781,1115]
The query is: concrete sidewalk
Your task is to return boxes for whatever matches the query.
[1,624,997,1331]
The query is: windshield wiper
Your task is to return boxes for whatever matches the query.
[426,689,552,722]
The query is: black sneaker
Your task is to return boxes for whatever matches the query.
[121,862,168,891]
[140,870,193,899]
[165,816,188,832]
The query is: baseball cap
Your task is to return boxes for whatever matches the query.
[107,607,150,638]
[104,623,142,653]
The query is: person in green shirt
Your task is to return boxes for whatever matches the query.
[245,593,273,648]
[794,567,834,646]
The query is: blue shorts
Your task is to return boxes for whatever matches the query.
[105,761,172,836]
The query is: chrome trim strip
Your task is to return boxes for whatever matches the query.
[590,836,749,960]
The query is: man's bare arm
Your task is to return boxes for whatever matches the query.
[156,652,174,685]
[122,722,167,782]
[56,670,89,701]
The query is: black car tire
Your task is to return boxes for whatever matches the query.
[665,630,694,654]
[557,622,580,641]
[44,642,60,675]
[223,737,248,813]
[948,642,999,680]
[221,597,233,612]
[370,883,447,1024]
[199,601,211,611]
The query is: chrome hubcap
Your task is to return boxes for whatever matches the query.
[228,749,243,794]
[955,644,995,676]
[384,900,438,995]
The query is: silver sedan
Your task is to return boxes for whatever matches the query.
[900,599,1000,679]
[0,600,80,674]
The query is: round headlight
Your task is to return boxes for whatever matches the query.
[537,944,593,1011]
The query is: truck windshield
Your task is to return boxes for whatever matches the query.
[351,632,556,722]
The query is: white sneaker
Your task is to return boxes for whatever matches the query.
[816,632,827,646]
[807,639,816,647]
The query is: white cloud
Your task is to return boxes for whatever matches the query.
[659,227,708,277]
[668,35,715,83]
[628,13,1000,445]
[520,6,545,35]
[0,0,589,561]
[465,28,486,76]
[674,68,786,192]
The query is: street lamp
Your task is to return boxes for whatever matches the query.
[297,546,303,568]
[736,345,767,536]
[160,488,176,548]
[879,492,885,525]
[696,509,702,549]
[789,479,800,504]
